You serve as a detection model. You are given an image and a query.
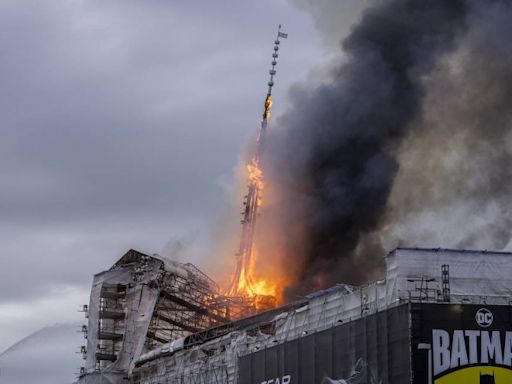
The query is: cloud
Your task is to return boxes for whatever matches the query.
[0,0,325,354]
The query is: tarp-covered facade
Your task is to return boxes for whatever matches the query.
[238,303,512,384]
[77,247,512,384]
[239,304,411,384]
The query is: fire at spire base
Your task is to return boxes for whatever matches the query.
[226,25,287,316]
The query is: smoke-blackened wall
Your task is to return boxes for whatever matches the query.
[259,0,472,299]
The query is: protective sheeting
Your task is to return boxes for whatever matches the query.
[109,283,159,371]
[79,254,163,384]
[135,330,274,384]
[273,248,512,343]
[136,337,185,366]
[387,248,512,304]
[132,247,512,384]
[77,249,230,384]
[273,281,391,341]
[76,371,120,384]
[85,273,105,371]
[84,268,141,372]
[239,304,411,384]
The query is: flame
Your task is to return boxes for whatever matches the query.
[224,93,287,313]
[263,95,272,119]
[222,155,291,313]
[228,246,283,306]
[247,158,264,206]
[251,279,277,297]
[232,159,274,302]
[246,247,277,297]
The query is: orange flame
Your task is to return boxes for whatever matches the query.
[247,158,264,206]
[233,247,281,310]
[223,96,292,312]
[225,158,286,309]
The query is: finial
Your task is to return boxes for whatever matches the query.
[266,25,287,97]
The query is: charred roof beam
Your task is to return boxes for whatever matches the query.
[159,291,227,324]
[154,313,202,334]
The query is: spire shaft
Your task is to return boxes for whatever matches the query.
[228,25,288,298]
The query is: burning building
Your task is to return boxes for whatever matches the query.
[76,247,512,384]
[75,26,291,383]
[75,0,512,382]
[76,249,232,383]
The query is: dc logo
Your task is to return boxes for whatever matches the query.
[475,308,493,328]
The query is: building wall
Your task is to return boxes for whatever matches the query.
[91,248,512,384]
[238,304,411,384]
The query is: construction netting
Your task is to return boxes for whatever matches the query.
[238,304,411,384]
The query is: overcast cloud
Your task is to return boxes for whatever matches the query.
[0,0,329,356]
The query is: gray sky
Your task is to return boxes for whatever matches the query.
[0,0,331,355]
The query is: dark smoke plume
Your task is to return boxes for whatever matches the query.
[260,0,472,299]
[385,0,512,251]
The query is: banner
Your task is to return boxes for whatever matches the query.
[239,304,411,384]
[411,303,512,384]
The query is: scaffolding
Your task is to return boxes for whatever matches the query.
[96,283,126,368]
[146,262,231,348]
[78,249,244,382]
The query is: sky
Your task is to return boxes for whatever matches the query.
[0,0,337,359]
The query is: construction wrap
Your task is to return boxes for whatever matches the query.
[109,283,159,371]
[82,247,512,384]
[76,371,119,384]
[238,304,411,384]
[84,269,136,372]
[82,255,161,380]
[85,273,106,371]
[387,248,512,304]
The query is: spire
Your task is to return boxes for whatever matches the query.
[263,24,287,120]
[227,25,287,302]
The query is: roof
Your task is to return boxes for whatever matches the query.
[390,246,512,256]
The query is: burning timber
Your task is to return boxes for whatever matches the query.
[227,25,287,306]
[75,247,512,384]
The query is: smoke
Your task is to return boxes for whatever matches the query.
[289,0,378,48]
[161,230,200,261]
[385,0,512,251]
[258,0,489,299]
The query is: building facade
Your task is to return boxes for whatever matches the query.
[77,248,512,384]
